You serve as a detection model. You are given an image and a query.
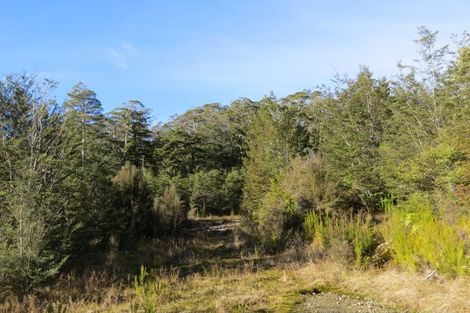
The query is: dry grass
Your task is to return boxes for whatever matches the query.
[3,216,470,313]
[298,261,470,313]
[0,264,310,313]
[4,258,470,313]
[341,266,470,313]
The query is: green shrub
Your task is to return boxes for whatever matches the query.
[257,177,300,252]
[303,210,330,250]
[112,163,156,243]
[131,265,159,313]
[223,168,244,214]
[282,154,338,214]
[154,184,186,233]
[303,210,376,267]
[349,213,375,267]
[382,193,470,275]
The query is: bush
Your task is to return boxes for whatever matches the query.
[303,210,376,267]
[382,193,470,275]
[223,168,244,214]
[257,178,300,252]
[282,154,338,214]
[251,154,341,252]
[112,163,156,244]
[154,184,186,233]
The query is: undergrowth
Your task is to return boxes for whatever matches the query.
[303,210,377,267]
[381,194,470,276]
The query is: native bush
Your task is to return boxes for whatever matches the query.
[154,184,186,233]
[382,193,470,275]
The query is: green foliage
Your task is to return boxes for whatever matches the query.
[282,154,338,214]
[131,265,160,313]
[350,214,375,267]
[303,210,330,250]
[257,177,300,251]
[242,102,291,222]
[110,101,154,168]
[303,210,376,267]
[380,131,464,196]
[62,82,116,252]
[382,194,470,275]
[319,68,391,211]
[154,184,186,233]
[155,103,242,176]
[189,169,226,216]
[0,75,71,295]
[112,163,156,244]
[187,168,244,216]
[223,168,244,214]
[3,27,470,298]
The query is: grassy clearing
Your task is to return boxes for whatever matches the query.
[2,215,470,313]
[0,216,312,313]
[133,266,307,313]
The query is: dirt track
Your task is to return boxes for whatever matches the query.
[183,217,403,313]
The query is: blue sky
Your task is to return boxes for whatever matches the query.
[1,1,469,122]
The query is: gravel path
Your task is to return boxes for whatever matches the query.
[295,291,401,313]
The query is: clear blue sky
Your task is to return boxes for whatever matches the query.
[1,1,469,122]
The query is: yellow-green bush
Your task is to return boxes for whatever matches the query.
[303,210,375,267]
[382,193,470,275]
[257,177,299,251]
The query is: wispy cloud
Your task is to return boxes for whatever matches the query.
[105,43,139,69]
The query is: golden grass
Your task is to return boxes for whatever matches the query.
[298,261,470,313]
[342,267,470,313]
[3,214,470,313]
[5,259,470,313]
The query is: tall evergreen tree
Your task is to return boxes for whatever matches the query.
[242,100,290,222]
[0,75,70,294]
[110,100,153,167]
[319,68,391,210]
[62,83,115,250]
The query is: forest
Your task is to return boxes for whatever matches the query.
[1,28,470,312]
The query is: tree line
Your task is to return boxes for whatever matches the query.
[1,27,470,295]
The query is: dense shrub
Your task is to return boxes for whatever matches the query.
[154,184,186,233]
[112,163,156,244]
[189,169,226,216]
[281,154,338,214]
[303,210,376,267]
[382,193,470,275]
[154,168,243,219]
[256,178,299,251]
